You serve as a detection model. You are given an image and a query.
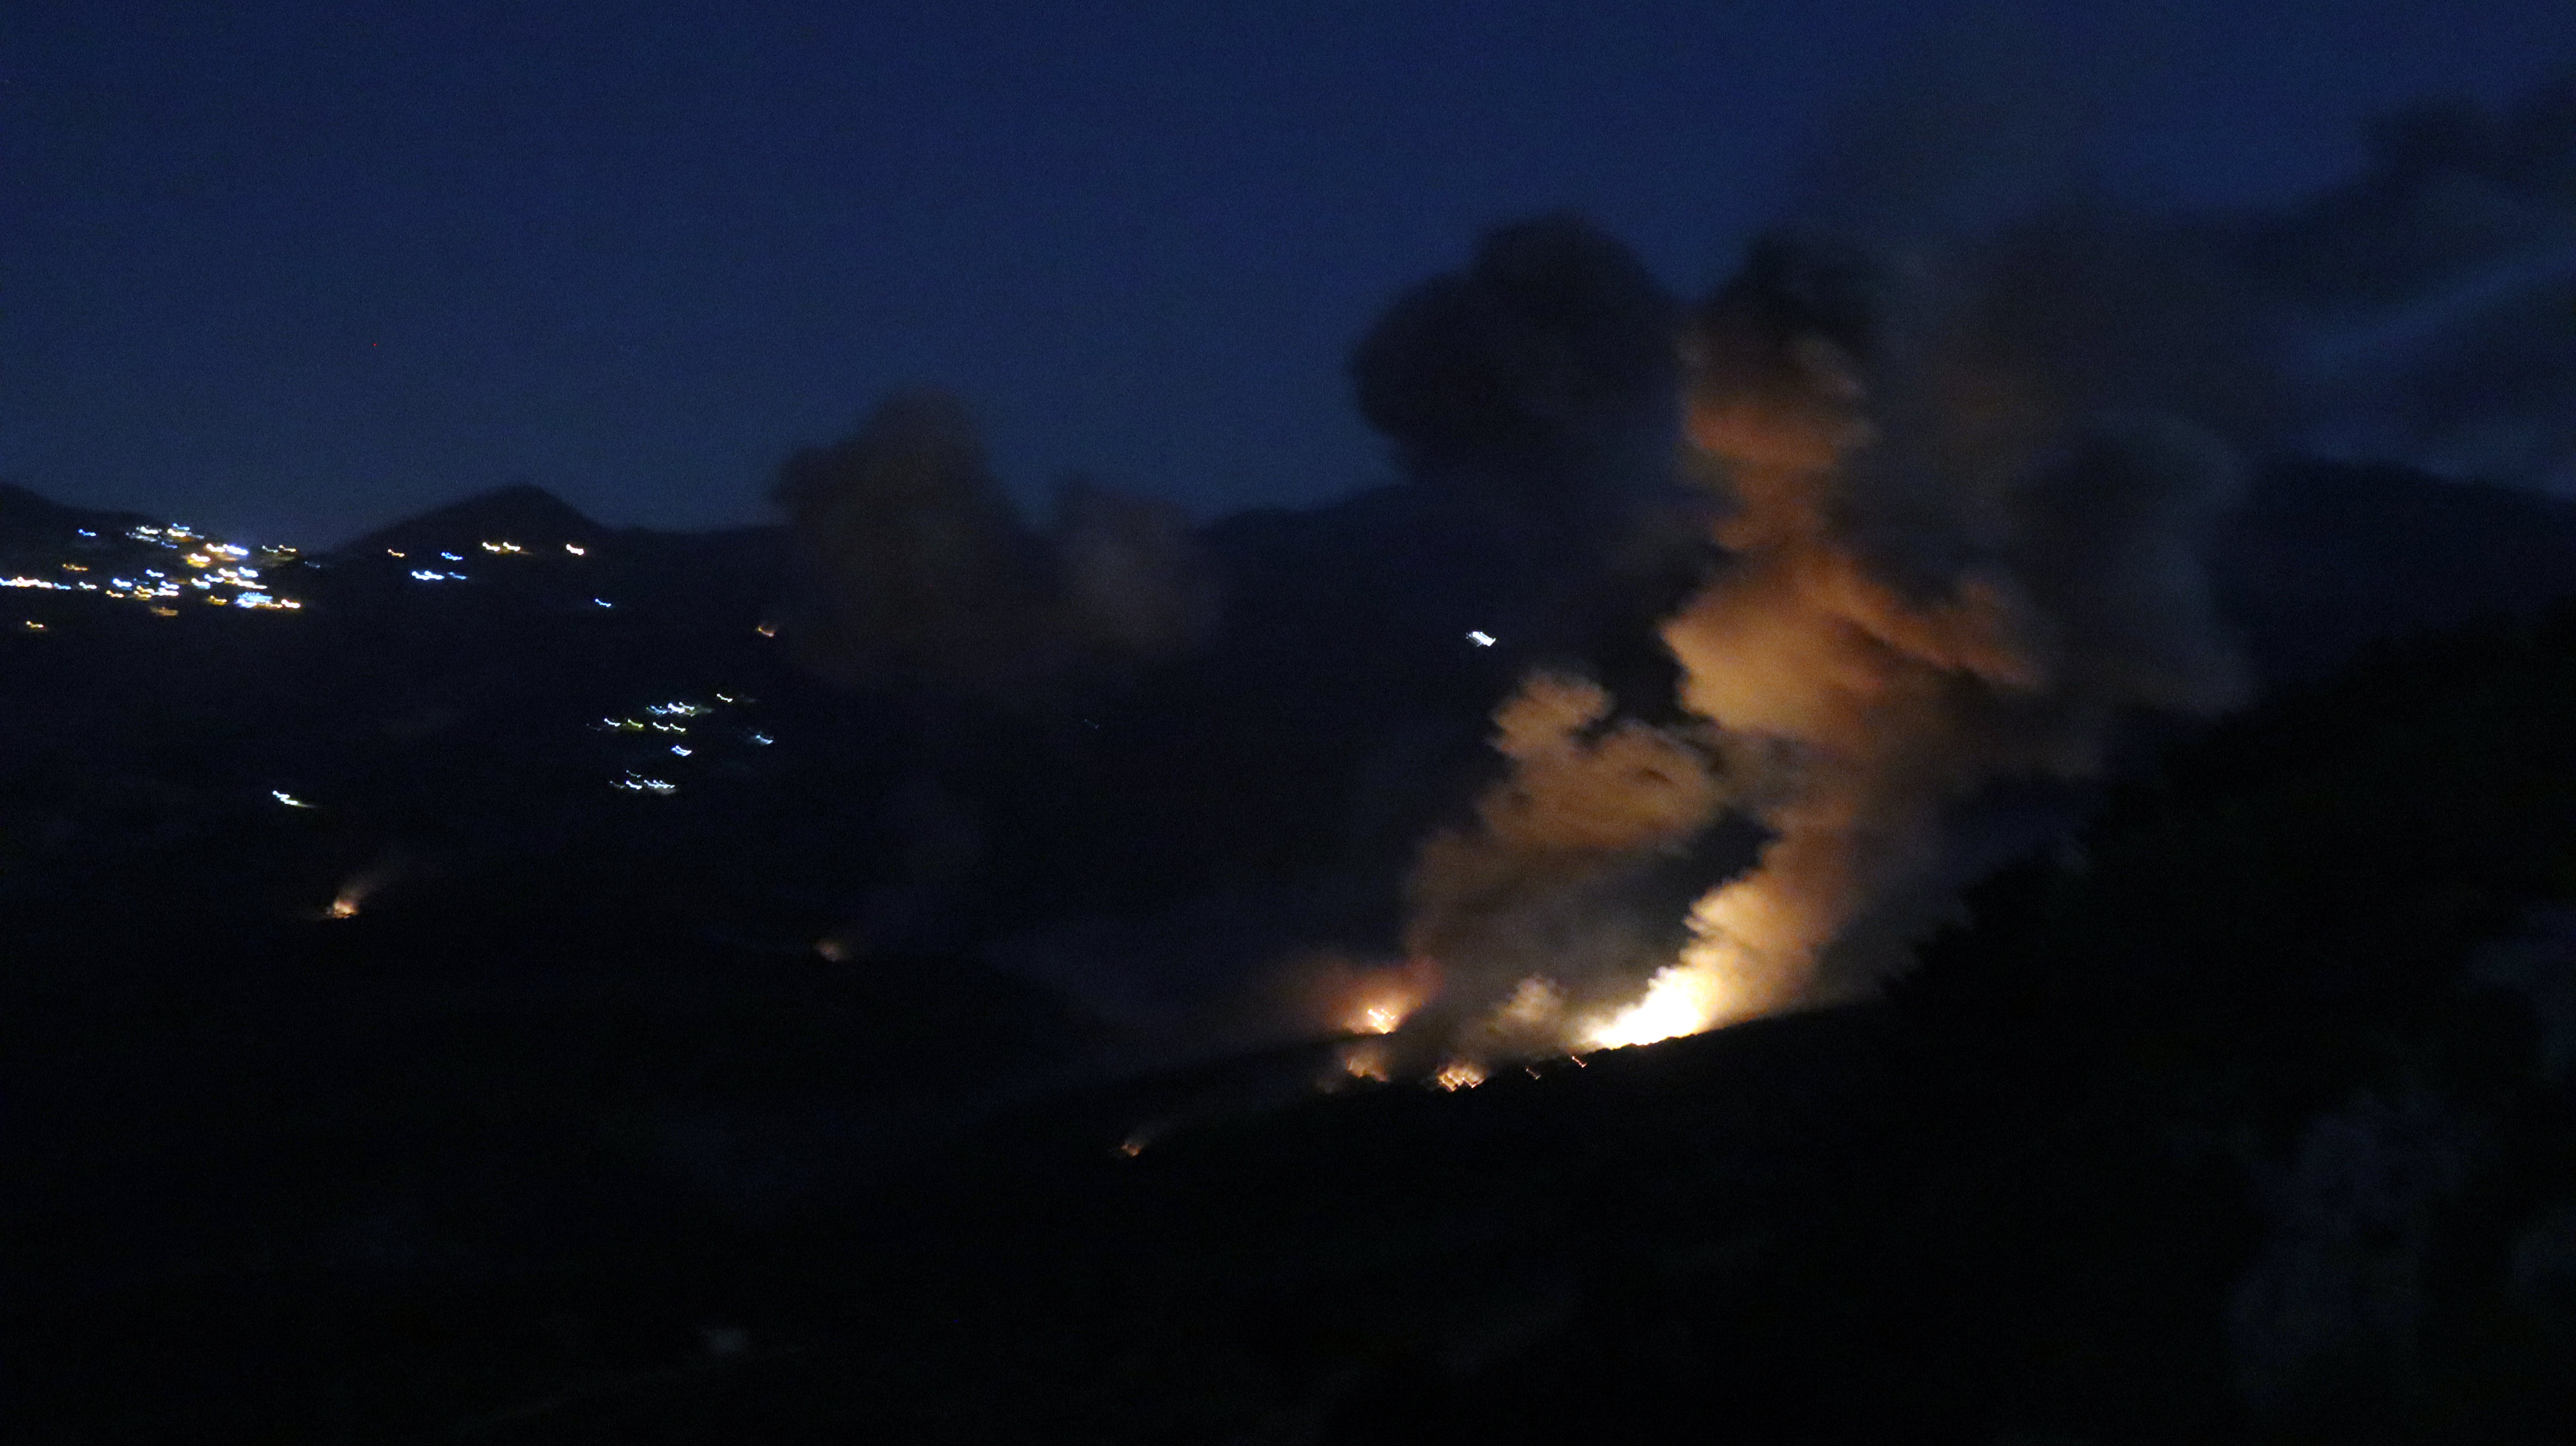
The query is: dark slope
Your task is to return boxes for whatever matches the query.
[1,478,152,539]
[11,465,2576,1441]
[2211,460,2576,682]
[132,597,2560,1446]
[341,483,611,557]
[10,460,2573,977]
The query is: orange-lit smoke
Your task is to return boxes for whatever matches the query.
[1327,954,1442,1037]
[1392,672,1730,1068]
[1398,223,2251,1065]
[323,864,401,921]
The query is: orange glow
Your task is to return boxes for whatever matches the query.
[1580,963,1726,1049]
[325,868,398,921]
[1332,956,1440,1037]
[1337,1040,1392,1081]
[1432,1058,1486,1091]
[1575,883,1780,1049]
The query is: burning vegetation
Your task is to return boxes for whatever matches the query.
[1379,219,2251,1075]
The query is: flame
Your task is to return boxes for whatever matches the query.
[1432,1058,1487,1091]
[1576,882,1779,1049]
[1337,1040,1391,1081]
[323,866,399,922]
[1330,956,1440,1037]
[1580,963,1725,1049]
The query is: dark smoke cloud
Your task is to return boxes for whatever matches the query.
[1346,212,1726,714]
[1051,475,1222,661]
[772,392,1046,694]
[1366,10,2287,1063]
[2304,255,2576,492]
[2242,70,2576,489]
[1387,203,2255,1063]
[1789,20,2574,493]
[826,58,2566,1065]
[770,391,1219,699]
[1664,223,2252,1012]
[2241,75,2576,313]
[1350,213,1681,510]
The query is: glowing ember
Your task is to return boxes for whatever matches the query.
[1432,1058,1487,1091]
[326,895,360,919]
[1329,956,1439,1038]
[1337,1040,1391,1081]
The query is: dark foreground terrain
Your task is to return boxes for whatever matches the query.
[10,463,2576,1442]
[15,598,2576,1444]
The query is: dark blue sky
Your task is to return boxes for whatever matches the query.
[5,0,2570,546]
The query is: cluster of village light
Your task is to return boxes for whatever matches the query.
[382,538,607,605]
[598,692,771,796]
[386,544,474,582]
[6,523,306,621]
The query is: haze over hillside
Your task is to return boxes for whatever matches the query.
[10,63,2576,1438]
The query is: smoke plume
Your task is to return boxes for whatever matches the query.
[1395,671,1731,1064]
[1351,213,1680,511]
[2245,70,2576,490]
[1390,214,2252,1066]
[771,391,1218,699]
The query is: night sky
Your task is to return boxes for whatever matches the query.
[6,0,2570,547]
